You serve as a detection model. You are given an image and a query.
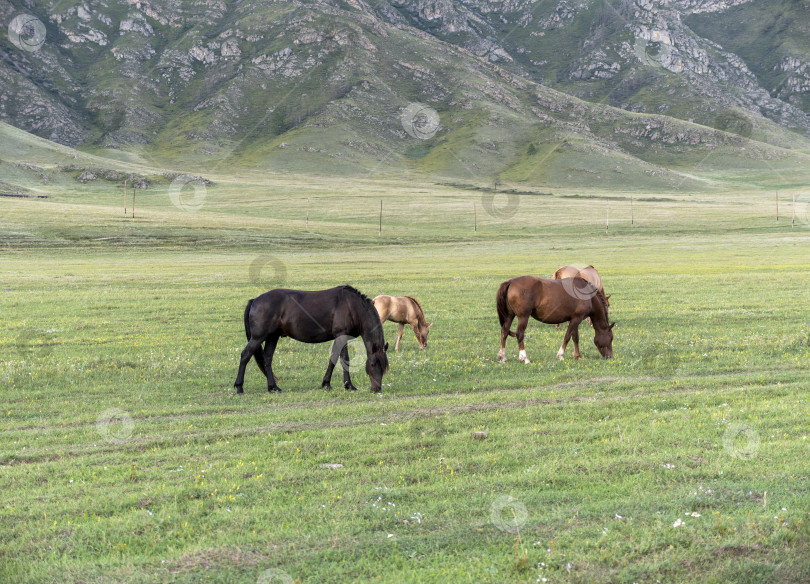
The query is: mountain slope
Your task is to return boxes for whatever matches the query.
[1,0,809,190]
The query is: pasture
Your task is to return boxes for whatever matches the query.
[1,175,810,583]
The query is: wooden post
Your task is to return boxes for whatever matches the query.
[474,201,477,232]
[776,191,779,223]
[123,180,127,216]
[379,200,382,235]
[306,197,309,228]
[605,201,609,232]
[630,195,634,227]
[132,186,136,219]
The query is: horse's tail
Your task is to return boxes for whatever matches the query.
[496,280,516,337]
[244,298,268,377]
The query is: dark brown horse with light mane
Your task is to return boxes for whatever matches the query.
[234,285,389,393]
[373,295,431,351]
[496,276,614,364]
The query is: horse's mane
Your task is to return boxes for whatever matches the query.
[340,284,372,305]
[593,287,609,319]
[340,285,385,336]
[405,296,428,326]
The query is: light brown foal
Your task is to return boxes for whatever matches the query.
[372,295,431,351]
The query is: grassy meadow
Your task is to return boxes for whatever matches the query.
[2,169,810,583]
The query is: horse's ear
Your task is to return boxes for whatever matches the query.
[609,322,616,329]
[427,322,432,327]
[384,342,389,352]
[606,294,611,300]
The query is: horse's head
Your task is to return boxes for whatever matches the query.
[594,322,615,358]
[416,322,432,349]
[366,342,389,392]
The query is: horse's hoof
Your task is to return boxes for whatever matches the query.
[268,386,282,393]
[345,384,358,392]
[574,355,583,360]
[235,385,244,394]
[321,382,332,391]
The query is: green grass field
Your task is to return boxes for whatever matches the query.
[2,168,810,583]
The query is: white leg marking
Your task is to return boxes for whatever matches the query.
[557,346,565,360]
[498,348,506,362]
[518,349,530,364]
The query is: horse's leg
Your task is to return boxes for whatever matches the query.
[263,334,281,392]
[498,314,515,362]
[516,315,531,364]
[340,343,358,391]
[321,340,341,390]
[234,338,263,393]
[396,323,404,352]
[571,326,583,360]
[557,319,583,360]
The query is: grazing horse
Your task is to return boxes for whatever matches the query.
[496,276,614,364]
[372,295,431,351]
[234,285,389,393]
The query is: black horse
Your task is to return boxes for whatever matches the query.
[234,285,389,393]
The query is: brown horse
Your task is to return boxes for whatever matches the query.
[496,276,614,364]
[373,295,431,351]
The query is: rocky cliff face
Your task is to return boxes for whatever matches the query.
[0,0,808,181]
